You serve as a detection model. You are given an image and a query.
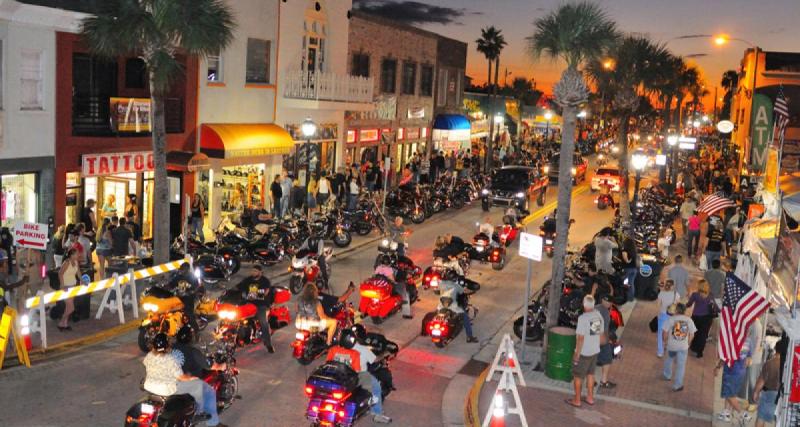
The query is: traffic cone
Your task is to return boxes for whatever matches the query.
[507,353,516,369]
[490,393,506,427]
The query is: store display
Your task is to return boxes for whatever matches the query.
[217,165,266,216]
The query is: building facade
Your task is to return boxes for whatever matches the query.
[430,35,469,153]
[345,10,436,173]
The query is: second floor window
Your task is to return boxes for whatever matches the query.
[420,65,433,97]
[125,58,147,89]
[207,51,223,82]
[402,62,416,95]
[21,50,44,110]
[381,59,397,93]
[352,53,369,77]
[246,38,270,84]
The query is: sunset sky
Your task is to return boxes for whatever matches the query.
[356,0,800,109]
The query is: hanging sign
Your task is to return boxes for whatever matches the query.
[750,94,774,172]
[12,222,48,250]
[82,151,154,177]
[187,152,211,172]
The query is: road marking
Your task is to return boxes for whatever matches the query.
[521,184,589,225]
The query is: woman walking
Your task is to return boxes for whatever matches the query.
[657,280,679,358]
[58,248,80,331]
[687,280,715,358]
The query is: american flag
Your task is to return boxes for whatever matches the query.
[718,273,770,366]
[774,90,790,138]
[698,192,736,216]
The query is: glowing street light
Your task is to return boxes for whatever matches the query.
[702,115,710,123]
[603,60,614,70]
[544,111,553,120]
[544,111,553,138]
[631,150,648,211]
[693,120,701,128]
[667,135,679,146]
[301,117,317,211]
[577,110,587,118]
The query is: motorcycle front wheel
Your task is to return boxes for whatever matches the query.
[289,276,304,294]
[410,209,425,224]
[333,230,352,247]
[512,316,544,342]
[452,197,465,210]
[137,328,153,353]
[355,223,373,236]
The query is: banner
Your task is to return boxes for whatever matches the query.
[749,94,773,172]
[110,97,151,133]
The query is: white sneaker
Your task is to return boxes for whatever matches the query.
[716,411,732,422]
[739,412,752,422]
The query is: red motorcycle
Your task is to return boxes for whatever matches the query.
[359,274,419,324]
[292,298,356,365]
[215,287,291,354]
[289,248,332,295]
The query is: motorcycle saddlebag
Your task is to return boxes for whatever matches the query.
[307,361,360,395]
[268,306,290,329]
[273,286,291,304]
[158,394,196,423]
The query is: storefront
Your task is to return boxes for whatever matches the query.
[199,123,294,228]
[282,122,339,181]
[393,127,428,173]
[1,173,39,228]
[432,114,471,153]
[344,127,383,167]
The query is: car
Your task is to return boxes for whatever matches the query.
[591,167,622,192]
[481,166,548,213]
[547,154,588,184]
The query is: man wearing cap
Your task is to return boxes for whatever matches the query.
[595,294,616,389]
[235,265,276,353]
[568,295,604,407]
[0,249,28,312]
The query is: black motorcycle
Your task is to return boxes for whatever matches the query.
[312,211,352,248]
[385,187,425,224]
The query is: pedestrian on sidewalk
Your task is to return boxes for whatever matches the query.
[595,294,616,389]
[567,295,603,408]
[593,228,617,275]
[662,303,695,392]
[680,196,697,238]
[753,348,780,427]
[687,210,701,257]
[656,280,679,358]
[701,215,725,268]
[621,235,638,301]
[686,280,714,358]
[716,346,753,423]
[665,255,690,299]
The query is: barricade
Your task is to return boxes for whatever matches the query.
[24,257,189,349]
[482,333,527,427]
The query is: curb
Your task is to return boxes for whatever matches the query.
[464,366,490,427]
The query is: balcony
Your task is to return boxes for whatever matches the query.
[283,71,373,104]
[72,96,185,136]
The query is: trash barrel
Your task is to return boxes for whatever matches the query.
[545,326,576,381]
[636,256,664,300]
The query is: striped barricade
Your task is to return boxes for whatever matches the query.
[24,257,189,349]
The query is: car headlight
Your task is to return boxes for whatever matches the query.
[515,192,525,198]
[481,189,489,195]
[218,310,237,320]
[142,302,159,312]
[571,167,577,175]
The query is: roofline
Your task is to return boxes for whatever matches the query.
[349,10,467,47]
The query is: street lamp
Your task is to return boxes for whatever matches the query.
[301,117,317,213]
[631,150,648,212]
[544,111,553,139]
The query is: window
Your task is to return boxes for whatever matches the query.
[402,62,416,95]
[246,38,270,84]
[124,58,147,88]
[381,59,397,93]
[437,69,448,107]
[207,51,223,82]
[20,50,43,110]
[351,53,369,78]
[420,65,433,97]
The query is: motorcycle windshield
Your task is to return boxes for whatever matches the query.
[145,286,175,299]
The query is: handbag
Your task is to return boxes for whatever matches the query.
[710,298,720,318]
[698,253,709,272]
[649,316,659,333]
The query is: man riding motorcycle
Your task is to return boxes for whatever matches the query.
[299,227,329,288]
[374,255,412,319]
[433,236,465,276]
[431,270,478,343]
[387,216,411,257]
[542,209,557,235]
[166,262,202,334]
[234,264,276,353]
[173,326,227,427]
[326,329,392,424]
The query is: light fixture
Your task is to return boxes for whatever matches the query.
[544,111,553,120]
[667,135,678,146]
[702,115,709,122]
[494,114,504,124]
[646,135,653,142]
[301,117,317,138]
[693,120,701,128]
[631,150,648,171]
[603,60,614,70]
[714,34,728,46]
[577,110,587,118]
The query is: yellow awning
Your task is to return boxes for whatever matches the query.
[200,123,294,159]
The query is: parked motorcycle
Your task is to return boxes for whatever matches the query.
[214,287,292,354]
[385,187,426,224]
[288,248,332,295]
[170,233,241,275]
[312,211,353,248]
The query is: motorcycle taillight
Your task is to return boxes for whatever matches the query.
[304,385,314,396]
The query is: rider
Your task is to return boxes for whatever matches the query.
[326,329,393,424]
[167,262,201,335]
[542,209,557,235]
[234,264,276,353]
[599,181,616,209]
[387,216,410,257]
[437,270,478,343]
[433,236,465,276]
[296,283,354,346]
[478,216,494,238]
[299,226,329,288]
[173,326,227,427]
[374,255,412,319]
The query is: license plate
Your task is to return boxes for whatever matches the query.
[545,240,553,244]
[476,246,484,252]
[431,329,442,336]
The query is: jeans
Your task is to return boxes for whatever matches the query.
[657,312,670,356]
[462,311,474,338]
[369,373,383,414]
[663,349,688,390]
[705,250,721,269]
[191,217,204,241]
[255,306,272,349]
[623,267,638,301]
[348,194,358,211]
[687,230,700,256]
[176,379,220,426]
[280,196,289,218]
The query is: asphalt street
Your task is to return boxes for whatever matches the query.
[0,169,614,427]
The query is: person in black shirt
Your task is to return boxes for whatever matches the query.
[235,264,275,353]
[167,262,202,334]
[270,175,282,218]
[621,236,638,301]
[111,217,133,257]
[173,326,227,427]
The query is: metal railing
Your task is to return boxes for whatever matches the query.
[283,71,373,103]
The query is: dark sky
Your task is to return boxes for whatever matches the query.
[356,0,799,103]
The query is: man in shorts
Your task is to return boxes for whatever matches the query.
[595,294,616,389]
[567,295,603,407]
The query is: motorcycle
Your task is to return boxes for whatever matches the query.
[422,285,479,348]
[313,211,353,248]
[137,281,215,353]
[374,239,422,280]
[539,229,556,258]
[385,187,426,224]
[304,345,397,427]
[597,153,608,166]
[214,287,292,354]
[288,248,332,295]
[124,344,239,427]
[358,274,419,325]
[468,224,507,270]
[170,233,241,275]
[292,298,356,365]
[595,193,614,210]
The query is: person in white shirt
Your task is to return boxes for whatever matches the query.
[656,279,680,358]
[568,295,604,407]
[317,171,331,207]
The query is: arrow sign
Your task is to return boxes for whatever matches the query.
[13,222,49,250]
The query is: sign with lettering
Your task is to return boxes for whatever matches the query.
[187,152,211,172]
[110,97,151,133]
[82,151,154,177]
[13,222,48,250]
[518,232,542,261]
[750,94,774,172]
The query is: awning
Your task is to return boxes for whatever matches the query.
[433,114,470,131]
[166,151,195,171]
[200,124,294,159]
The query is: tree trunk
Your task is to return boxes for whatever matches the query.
[150,86,170,265]
[485,59,494,172]
[617,118,631,224]
[663,94,673,128]
[674,95,684,128]
[487,57,501,172]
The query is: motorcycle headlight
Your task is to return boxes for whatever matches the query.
[390,241,398,251]
[381,239,389,247]
[570,167,577,175]
[543,166,550,174]
[515,192,525,198]
[612,146,620,153]
[142,302,159,312]
[481,189,489,195]
[292,260,304,269]
[194,268,202,278]
[218,310,237,320]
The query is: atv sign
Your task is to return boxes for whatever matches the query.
[13,222,48,250]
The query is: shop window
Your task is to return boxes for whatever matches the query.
[125,58,147,89]
[352,53,369,78]
[1,173,38,227]
[246,38,271,84]
[402,62,416,95]
[20,49,44,110]
[381,59,397,93]
[420,65,433,97]
[207,51,223,82]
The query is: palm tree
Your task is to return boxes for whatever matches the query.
[529,1,618,342]
[654,54,685,129]
[81,0,235,264]
[476,26,507,171]
[720,70,739,119]
[586,35,670,225]
[674,65,700,128]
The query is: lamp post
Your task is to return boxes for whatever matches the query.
[544,111,553,140]
[631,150,648,213]
[301,117,317,214]
[667,134,678,187]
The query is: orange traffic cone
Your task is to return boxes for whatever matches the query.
[507,353,516,369]
[490,393,506,427]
